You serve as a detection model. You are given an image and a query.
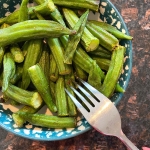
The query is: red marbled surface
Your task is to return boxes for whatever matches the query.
[0,0,150,149]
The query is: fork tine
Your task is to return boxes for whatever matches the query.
[69,86,94,111]
[65,89,88,116]
[78,78,109,102]
[76,83,99,106]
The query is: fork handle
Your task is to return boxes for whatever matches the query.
[117,131,139,150]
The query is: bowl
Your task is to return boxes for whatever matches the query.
[0,0,132,141]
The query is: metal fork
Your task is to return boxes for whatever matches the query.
[65,78,139,150]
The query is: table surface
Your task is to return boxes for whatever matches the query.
[0,0,150,150]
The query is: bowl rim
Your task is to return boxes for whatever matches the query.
[0,0,132,141]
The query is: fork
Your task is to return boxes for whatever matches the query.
[65,78,139,150]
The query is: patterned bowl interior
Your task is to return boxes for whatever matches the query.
[0,0,132,141]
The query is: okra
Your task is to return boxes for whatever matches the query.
[89,20,133,40]
[10,64,23,84]
[47,38,71,75]
[55,76,68,116]
[18,0,29,22]
[60,35,105,80]
[88,60,102,91]
[39,44,50,82]
[0,1,56,25]
[0,23,10,68]
[21,39,42,89]
[4,84,43,109]
[62,8,99,52]
[0,20,76,47]
[28,64,57,113]
[64,10,89,64]
[49,81,56,103]
[73,63,88,81]
[10,44,24,63]
[53,0,99,11]
[89,45,112,59]
[115,83,125,93]
[16,112,76,128]
[100,46,125,97]
[2,53,16,92]
[65,72,77,116]
[49,54,59,82]
[92,57,110,71]
[86,22,119,51]
[12,104,44,127]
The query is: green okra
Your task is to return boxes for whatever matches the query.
[53,0,99,11]
[100,46,125,98]
[0,1,55,25]
[0,20,76,47]
[47,38,71,75]
[73,63,88,81]
[55,76,68,116]
[39,44,50,82]
[0,23,10,68]
[2,53,16,92]
[65,72,77,116]
[10,44,24,63]
[18,0,29,22]
[12,104,44,127]
[64,10,89,64]
[49,54,59,82]
[4,84,43,109]
[89,45,112,59]
[0,72,3,88]
[115,83,125,93]
[60,35,105,80]
[10,64,23,84]
[21,39,43,89]
[86,21,119,51]
[28,64,57,113]
[62,8,99,52]
[49,81,56,103]
[89,20,133,40]
[88,60,102,91]
[92,57,110,71]
[16,112,76,128]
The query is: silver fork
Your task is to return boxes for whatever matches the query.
[65,78,139,150]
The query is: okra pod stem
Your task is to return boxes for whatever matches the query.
[2,53,16,92]
[16,112,76,128]
[89,20,133,40]
[55,76,68,116]
[28,64,57,113]
[4,84,43,109]
[62,8,99,52]
[100,46,125,97]
[10,44,24,63]
[21,39,43,89]
[0,20,76,47]
[64,10,89,64]
[18,0,29,22]
[47,38,71,75]
[86,22,119,51]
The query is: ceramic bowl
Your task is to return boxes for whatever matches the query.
[0,0,132,141]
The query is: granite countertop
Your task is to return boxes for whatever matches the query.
[0,0,150,150]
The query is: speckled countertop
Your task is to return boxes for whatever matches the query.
[0,0,150,150]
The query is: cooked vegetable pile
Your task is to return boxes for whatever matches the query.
[0,0,133,129]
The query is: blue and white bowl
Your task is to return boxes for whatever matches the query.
[0,0,132,141]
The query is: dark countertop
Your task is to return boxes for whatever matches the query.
[0,0,150,150]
